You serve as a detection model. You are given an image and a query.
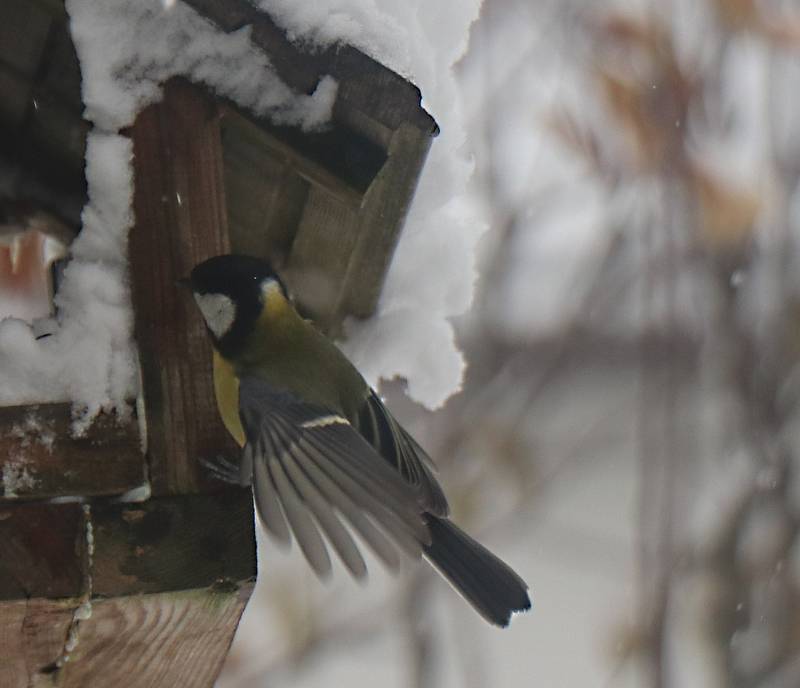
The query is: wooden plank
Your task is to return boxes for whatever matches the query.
[0,492,256,686]
[339,122,434,319]
[220,106,379,207]
[0,598,76,688]
[0,403,143,501]
[57,585,253,688]
[91,490,256,597]
[178,0,254,32]
[223,144,308,269]
[180,0,438,134]
[284,123,433,331]
[328,44,438,134]
[285,186,361,331]
[129,78,239,496]
[182,0,320,94]
[0,502,87,600]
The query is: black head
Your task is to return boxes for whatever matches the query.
[187,254,288,357]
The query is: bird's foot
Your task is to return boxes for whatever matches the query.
[200,455,242,485]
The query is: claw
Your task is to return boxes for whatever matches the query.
[201,455,244,485]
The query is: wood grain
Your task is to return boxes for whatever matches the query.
[0,492,256,687]
[129,78,239,496]
[91,490,256,597]
[0,502,86,600]
[181,0,438,134]
[339,122,434,320]
[57,586,253,688]
[0,403,143,502]
[0,598,76,688]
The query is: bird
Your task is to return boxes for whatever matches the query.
[186,254,531,626]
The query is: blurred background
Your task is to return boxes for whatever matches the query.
[217,1,800,687]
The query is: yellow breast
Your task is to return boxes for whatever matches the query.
[213,349,246,447]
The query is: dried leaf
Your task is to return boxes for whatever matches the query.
[712,0,761,31]
[689,162,761,248]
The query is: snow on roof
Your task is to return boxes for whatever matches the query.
[0,0,484,429]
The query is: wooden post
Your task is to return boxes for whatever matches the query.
[0,79,256,688]
[129,78,240,496]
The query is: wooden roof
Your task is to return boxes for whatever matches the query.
[0,0,438,329]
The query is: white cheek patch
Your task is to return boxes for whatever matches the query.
[194,292,236,339]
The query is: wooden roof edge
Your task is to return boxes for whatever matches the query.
[182,0,439,136]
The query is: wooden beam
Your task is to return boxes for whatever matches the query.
[91,490,256,597]
[0,502,86,600]
[129,77,239,497]
[180,0,438,134]
[339,122,434,320]
[220,105,379,208]
[0,492,256,687]
[0,403,143,501]
[0,598,76,688]
[0,587,253,688]
[57,585,253,688]
[285,122,433,331]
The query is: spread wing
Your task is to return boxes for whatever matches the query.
[357,390,449,516]
[238,375,430,580]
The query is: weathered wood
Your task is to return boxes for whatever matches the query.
[91,490,256,597]
[0,598,76,688]
[0,403,143,501]
[339,122,434,319]
[0,4,440,683]
[0,502,87,600]
[57,585,253,688]
[129,78,239,496]
[0,492,256,687]
[286,186,361,329]
[284,122,433,330]
[184,0,321,94]
[223,127,309,269]
[221,106,383,207]
[328,44,438,135]
[0,588,253,688]
[181,0,438,135]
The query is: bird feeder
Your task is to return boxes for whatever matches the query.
[0,1,437,686]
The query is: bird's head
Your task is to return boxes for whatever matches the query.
[186,254,289,357]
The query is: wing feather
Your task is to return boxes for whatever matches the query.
[290,449,402,570]
[301,429,428,538]
[358,391,449,516]
[239,376,429,577]
[279,437,368,579]
[300,437,425,557]
[252,443,291,545]
[269,456,332,578]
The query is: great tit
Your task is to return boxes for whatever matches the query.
[187,254,530,627]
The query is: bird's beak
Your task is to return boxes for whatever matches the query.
[176,276,192,290]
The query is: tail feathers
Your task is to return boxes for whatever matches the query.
[423,515,531,627]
